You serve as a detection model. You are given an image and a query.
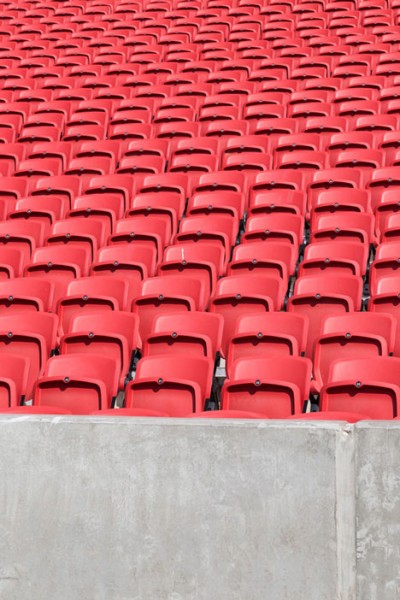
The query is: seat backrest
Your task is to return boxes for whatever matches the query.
[70,311,140,350]
[0,277,54,313]
[148,311,224,356]
[230,356,312,403]
[235,313,309,354]
[136,355,214,400]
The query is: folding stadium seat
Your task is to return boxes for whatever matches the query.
[221,356,313,417]
[355,115,399,147]
[252,117,298,142]
[275,149,328,171]
[187,191,246,221]
[0,114,22,143]
[110,217,170,260]
[33,354,120,414]
[117,155,166,182]
[138,172,190,204]
[374,190,400,239]
[125,355,215,416]
[310,188,371,226]
[156,121,200,140]
[132,275,203,342]
[369,242,400,296]
[210,274,285,358]
[249,190,307,218]
[379,213,400,243]
[18,124,62,144]
[143,311,223,359]
[127,192,184,238]
[25,245,92,310]
[243,213,304,247]
[274,133,322,159]
[308,168,366,215]
[33,175,82,209]
[249,171,305,207]
[68,194,122,239]
[91,241,155,285]
[0,220,45,261]
[223,135,270,157]
[0,354,30,409]
[0,312,58,399]
[168,153,219,175]
[288,275,363,357]
[8,193,68,233]
[0,142,26,176]
[0,278,54,314]
[227,313,308,376]
[311,213,376,246]
[60,311,140,389]
[187,410,270,419]
[125,138,169,160]
[334,149,384,174]
[202,119,249,140]
[300,241,369,278]
[228,241,295,281]
[83,174,134,213]
[57,276,129,338]
[175,215,239,263]
[320,357,400,418]
[312,313,396,393]
[222,152,273,181]
[46,218,107,260]
[27,141,74,172]
[0,247,25,281]
[194,171,245,195]
[14,158,61,185]
[244,103,286,121]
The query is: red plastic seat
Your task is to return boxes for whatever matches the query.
[91,244,156,288]
[313,313,396,393]
[110,217,169,260]
[221,356,312,417]
[228,241,294,280]
[210,274,285,357]
[369,242,400,296]
[0,355,30,409]
[33,354,120,414]
[25,245,91,309]
[320,357,400,418]
[0,277,54,314]
[243,213,304,247]
[143,311,223,359]
[132,275,203,342]
[57,276,129,338]
[311,213,375,245]
[0,247,25,280]
[125,355,214,416]
[0,312,58,399]
[287,275,363,356]
[0,220,45,259]
[300,242,369,277]
[60,311,140,389]
[227,313,308,376]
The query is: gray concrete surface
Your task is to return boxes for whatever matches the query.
[0,417,355,600]
[355,422,400,600]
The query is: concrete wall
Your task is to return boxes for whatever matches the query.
[0,417,356,600]
[0,416,399,600]
[355,423,400,600]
